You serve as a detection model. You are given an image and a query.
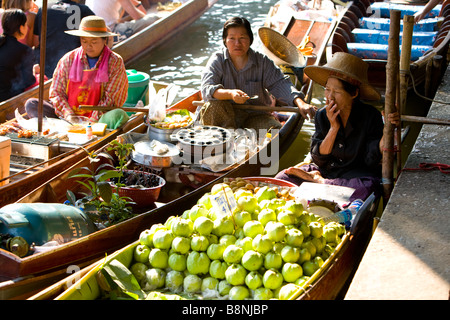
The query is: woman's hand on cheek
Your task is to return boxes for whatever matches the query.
[326,100,340,129]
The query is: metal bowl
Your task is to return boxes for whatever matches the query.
[146,124,184,143]
[145,111,194,142]
[131,140,180,168]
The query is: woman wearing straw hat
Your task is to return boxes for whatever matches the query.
[25,15,129,125]
[275,52,399,201]
[200,16,316,131]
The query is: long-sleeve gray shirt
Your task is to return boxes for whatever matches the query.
[201,47,304,106]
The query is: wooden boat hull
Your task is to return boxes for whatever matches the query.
[26,191,378,301]
[297,194,379,299]
[0,81,51,123]
[0,92,303,296]
[331,0,450,95]
[114,0,216,64]
[0,0,218,206]
[0,82,169,208]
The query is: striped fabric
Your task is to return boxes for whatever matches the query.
[49,46,128,121]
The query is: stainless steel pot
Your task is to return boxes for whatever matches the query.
[146,124,183,143]
[170,125,233,157]
[132,140,181,168]
[145,112,194,142]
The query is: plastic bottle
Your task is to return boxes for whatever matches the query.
[86,123,93,140]
[322,199,364,224]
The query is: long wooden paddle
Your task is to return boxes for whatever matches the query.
[79,104,302,114]
[79,105,450,125]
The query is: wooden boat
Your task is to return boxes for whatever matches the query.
[0,0,218,122]
[330,0,450,95]
[26,184,379,301]
[0,91,303,299]
[296,193,378,299]
[0,81,168,208]
[0,0,218,206]
[113,0,219,64]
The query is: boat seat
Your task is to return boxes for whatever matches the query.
[337,27,355,43]
[347,42,433,61]
[349,4,364,19]
[359,0,371,11]
[436,20,450,40]
[441,4,450,18]
[359,17,443,32]
[370,2,442,19]
[352,28,437,46]
[345,11,360,28]
[434,32,449,48]
[331,32,349,54]
[353,1,369,17]
[338,21,354,39]
[341,15,356,30]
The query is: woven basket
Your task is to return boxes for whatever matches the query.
[258,27,306,68]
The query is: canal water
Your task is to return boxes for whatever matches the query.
[130,0,428,174]
[130,0,317,171]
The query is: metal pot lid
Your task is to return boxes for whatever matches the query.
[132,140,180,158]
[173,125,232,147]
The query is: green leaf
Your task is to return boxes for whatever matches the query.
[69,173,95,179]
[76,180,93,192]
[68,166,92,178]
[98,181,113,203]
[102,259,145,300]
[167,109,190,117]
[96,163,116,173]
[96,170,121,182]
[83,203,98,212]
[66,190,77,205]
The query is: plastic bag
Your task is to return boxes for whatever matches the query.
[147,87,167,123]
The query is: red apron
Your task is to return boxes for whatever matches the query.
[67,68,103,118]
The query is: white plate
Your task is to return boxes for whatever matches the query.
[67,133,97,145]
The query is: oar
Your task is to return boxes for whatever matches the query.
[37,0,48,134]
[382,9,401,203]
[0,146,83,183]
[80,104,301,114]
[401,115,450,126]
[191,101,300,113]
[78,105,150,113]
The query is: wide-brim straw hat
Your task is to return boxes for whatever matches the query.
[304,52,381,101]
[65,15,118,37]
[258,27,306,68]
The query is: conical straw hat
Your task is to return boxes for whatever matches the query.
[65,15,118,37]
[258,27,306,68]
[304,52,381,101]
